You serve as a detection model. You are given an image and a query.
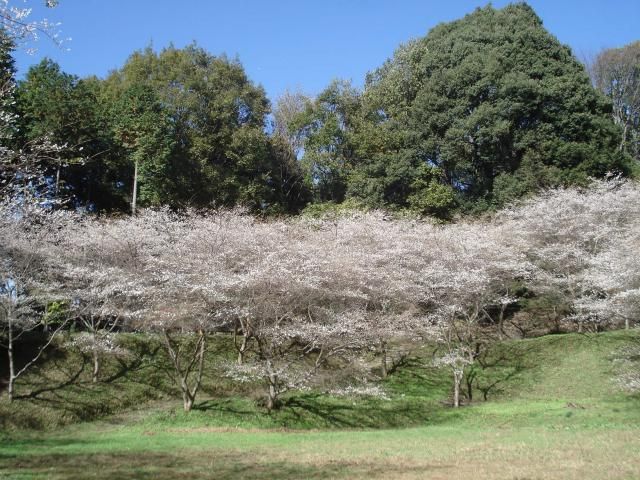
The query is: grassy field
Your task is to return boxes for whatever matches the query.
[1,330,639,479]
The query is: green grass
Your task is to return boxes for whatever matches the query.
[1,330,639,479]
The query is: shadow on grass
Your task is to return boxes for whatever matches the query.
[192,391,454,430]
[0,340,170,430]
[0,450,444,480]
[102,344,163,386]
[14,354,88,401]
[283,393,436,429]
[469,342,541,401]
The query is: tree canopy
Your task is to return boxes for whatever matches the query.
[102,44,308,213]
[285,4,631,217]
[357,3,630,210]
[1,3,635,217]
[590,41,640,165]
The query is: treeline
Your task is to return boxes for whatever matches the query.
[2,3,638,216]
[5,46,310,213]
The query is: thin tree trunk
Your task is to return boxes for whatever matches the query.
[234,324,249,365]
[266,359,278,413]
[190,330,206,411]
[466,373,474,402]
[498,303,508,340]
[238,334,248,364]
[620,123,628,152]
[6,316,69,401]
[55,163,61,198]
[92,349,100,383]
[453,370,462,408]
[7,317,14,403]
[380,339,388,378]
[131,158,138,215]
[163,329,206,413]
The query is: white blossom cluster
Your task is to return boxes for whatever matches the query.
[328,383,389,400]
[0,0,65,52]
[66,331,129,356]
[2,178,639,404]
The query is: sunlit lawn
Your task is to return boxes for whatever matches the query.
[1,331,639,479]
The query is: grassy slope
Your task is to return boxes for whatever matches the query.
[1,330,639,479]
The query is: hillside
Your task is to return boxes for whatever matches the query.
[1,330,639,479]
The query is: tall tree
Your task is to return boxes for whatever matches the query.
[111,84,174,214]
[360,4,629,211]
[289,80,361,203]
[590,41,640,164]
[12,61,122,210]
[0,42,68,205]
[0,29,16,142]
[272,89,311,159]
[104,44,302,212]
[15,59,82,198]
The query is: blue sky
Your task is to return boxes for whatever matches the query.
[13,0,640,102]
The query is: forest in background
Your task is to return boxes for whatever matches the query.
[1,3,638,218]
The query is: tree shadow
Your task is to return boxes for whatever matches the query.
[468,340,556,402]
[0,449,448,480]
[0,334,68,393]
[102,344,163,386]
[190,391,445,430]
[14,354,88,401]
[0,340,171,429]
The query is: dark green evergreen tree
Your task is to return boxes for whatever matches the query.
[14,60,123,209]
[111,84,174,213]
[357,3,629,211]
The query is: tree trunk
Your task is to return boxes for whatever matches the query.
[453,370,463,408]
[191,330,206,409]
[55,162,61,198]
[620,123,628,152]
[131,158,138,215]
[266,385,277,413]
[233,323,250,365]
[237,334,249,365]
[182,383,194,412]
[7,318,14,403]
[266,359,278,413]
[163,329,206,413]
[92,349,100,383]
[625,317,630,330]
[498,304,507,340]
[552,307,561,334]
[380,339,388,378]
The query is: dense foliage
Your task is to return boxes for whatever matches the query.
[3,43,310,213]
[1,3,635,216]
[2,179,639,408]
[289,4,631,215]
[102,45,309,212]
